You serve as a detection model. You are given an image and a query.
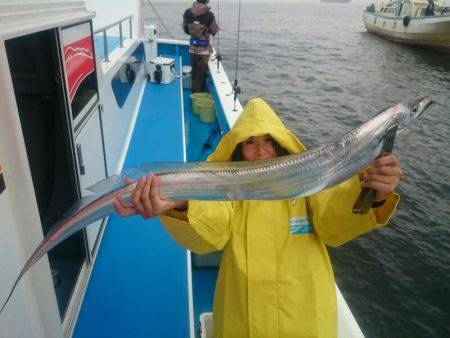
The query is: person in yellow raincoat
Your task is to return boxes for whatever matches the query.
[114,98,402,338]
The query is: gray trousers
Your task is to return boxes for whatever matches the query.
[190,53,210,93]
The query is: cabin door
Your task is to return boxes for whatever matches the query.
[74,107,107,255]
[60,21,107,258]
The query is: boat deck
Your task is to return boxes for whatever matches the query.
[74,54,190,338]
[74,44,222,337]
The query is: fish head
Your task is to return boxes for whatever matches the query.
[396,96,434,130]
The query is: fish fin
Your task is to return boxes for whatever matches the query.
[48,195,100,229]
[87,160,249,195]
[86,162,198,194]
[87,173,126,194]
[58,195,100,219]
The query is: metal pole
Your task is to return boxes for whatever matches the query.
[119,22,123,47]
[103,30,109,62]
[129,17,133,39]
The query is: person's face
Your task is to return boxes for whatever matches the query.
[242,135,277,161]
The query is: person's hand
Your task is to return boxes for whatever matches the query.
[361,154,403,202]
[113,173,187,219]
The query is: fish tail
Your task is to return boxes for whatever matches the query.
[0,269,25,315]
[0,194,112,316]
[0,220,69,315]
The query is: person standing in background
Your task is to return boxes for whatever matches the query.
[425,0,435,16]
[183,0,219,92]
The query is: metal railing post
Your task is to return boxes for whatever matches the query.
[129,17,133,39]
[103,30,109,62]
[119,22,123,47]
[94,16,133,61]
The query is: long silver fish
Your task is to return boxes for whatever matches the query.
[89,96,434,201]
[0,96,434,314]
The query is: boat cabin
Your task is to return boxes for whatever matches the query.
[375,0,448,17]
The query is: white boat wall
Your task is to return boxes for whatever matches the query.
[363,0,450,52]
[0,1,143,336]
[0,1,362,337]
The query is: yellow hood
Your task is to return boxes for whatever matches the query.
[207,98,306,162]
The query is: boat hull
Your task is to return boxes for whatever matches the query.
[362,11,450,52]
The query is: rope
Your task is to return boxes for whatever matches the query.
[146,0,175,39]
[234,0,242,83]
[217,0,220,56]
[216,0,222,72]
[233,0,243,111]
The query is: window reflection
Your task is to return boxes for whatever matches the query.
[111,43,145,107]
[61,22,99,122]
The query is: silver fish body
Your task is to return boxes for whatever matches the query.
[0,96,433,314]
[143,96,433,201]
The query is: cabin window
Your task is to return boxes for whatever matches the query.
[402,4,412,16]
[61,22,99,128]
[111,43,145,107]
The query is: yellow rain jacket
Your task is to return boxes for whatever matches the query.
[160,98,399,338]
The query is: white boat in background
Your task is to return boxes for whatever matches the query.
[321,0,352,3]
[0,1,364,337]
[363,0,450,52]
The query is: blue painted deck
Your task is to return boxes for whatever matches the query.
[74,42,225,337]
[74,55,190,338]
[184,88,222,162]
[192,267,218,333]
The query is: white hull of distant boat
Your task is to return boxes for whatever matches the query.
[363,11,450,52]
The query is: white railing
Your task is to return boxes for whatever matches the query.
[94,15,133,62]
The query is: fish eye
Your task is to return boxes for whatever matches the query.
[412,108,418,113]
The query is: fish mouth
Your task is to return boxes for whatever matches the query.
[423,98,435,110]
[416,96,435,111]
[410,97,435,119]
